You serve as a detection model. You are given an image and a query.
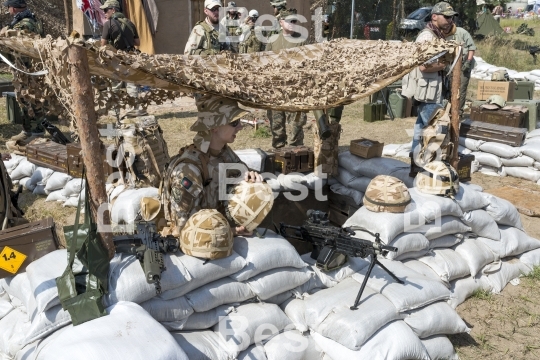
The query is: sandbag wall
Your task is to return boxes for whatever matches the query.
[472,56,540,91]
[327,151,415,207]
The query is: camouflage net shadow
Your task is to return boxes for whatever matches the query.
[0,32,459,130]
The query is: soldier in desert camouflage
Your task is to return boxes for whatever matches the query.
[185,0,232,55]
[161,95,264,238]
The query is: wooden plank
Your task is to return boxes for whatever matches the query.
[485,186,540,217]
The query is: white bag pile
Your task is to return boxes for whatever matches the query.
[471,56,540,91]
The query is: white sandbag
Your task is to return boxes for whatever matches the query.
[0,295,13,321]
[505,166,540,182]
[479,226,540,258]
[454,238,497,277]
[343,205,424,244]
[462,209,501,240]
[60,178,85,197]
[33,184,48,195]
[0,273,32,311]
[280,297,308,332]
[448,275,491,309]
[429,234,464,249]
[402,301,469,338]
[471,151,503,168]
[478,164,506,177]
[25,250,66,319]
[23,304,72,346]
[213,303,292,355]
[415,216,471,240]
[45,189,69,202]
[311,321,430,360]
[307,280,399,350]
[44,172,72,192]
[230,232,305,282]
[301,254,369,288]
[264,331,323,360]
[478,142,520,159]
[238,344,268,360]
[486,258,530,294]
[28,167,54,188]
[334,167,371,193]
[111,187,159,224]
[418,249,471,283]
[459,145,472,155]
[388,168,416,188]
[62,196,81,208]
[170,330,233,360]
[160,251,245,300]
[527,128,540,139]
[10,159,36,180]
[334,166,356,186]
[408,187,463,221]
[3,154,24,171]
[0,307,30,357]
[535,161,540,170]
[329,183,363,206]
[519,248,540,270]
[383,144,401,156]
[385,233,430,260]
[161,304,235,331]
[454,183,490,212]
[459,137,484,151]
[19,176,33,191]
[481,193,523,229]
[401,259,443,283]
[501,155,535,167]
[35,302,188,360]
[338,152,409,179]
[394,250,432,261]
[185,277,254,312]
[105,252,191,305]
[290,272,324,298]
[352,259,451,311]
[265,290,295,305]
[520,142,540,162]
[421,335,459,360]
[246,267,312,300]
[139,296,194,322]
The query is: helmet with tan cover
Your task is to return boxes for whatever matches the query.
[227,181,274,232]
[180,209,233,259]
[363,175,411,213]
[486,94,506,108]
[491,69,509,81]
[416,161,459,197]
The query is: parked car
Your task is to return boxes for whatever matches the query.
[399,7,432,37]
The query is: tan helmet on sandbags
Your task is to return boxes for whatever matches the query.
[227,181,274,232]
[416,161,459,198]
[363,175,411,213]
[491,69,509,81]
[180,209,233,259]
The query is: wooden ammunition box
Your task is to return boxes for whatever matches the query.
[350,138,384,159]
[267,146,314,174]
[0,217,59,278]
[67,142,125,180]
[460,119,527,147]
[26,140,68,173]
[470,106,527,128]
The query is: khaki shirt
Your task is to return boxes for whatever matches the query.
[239,26,264,53]
[168,145,245,233]
[446,27,476,63]
[184,19,221,55]
[265,32,305,51]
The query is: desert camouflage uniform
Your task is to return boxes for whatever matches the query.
[184,20,223,55]
[238,25,264,53]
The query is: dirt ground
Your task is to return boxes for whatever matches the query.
[1,78,540,359]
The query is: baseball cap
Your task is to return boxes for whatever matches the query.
[249,9,259,18]
[100,0,120,10]
[227,1,236,8]
[432,2,459,16]
[204,0,222,9]
[279,8,300,21]
[2,0,26,7]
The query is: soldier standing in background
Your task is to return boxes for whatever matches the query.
[185,0,231,55]
[238,10,264,53]
[3,0,45,143]
[221,1,240,52]
[446,25,476,116]
[265,9,307,148]
[267,0,287,36]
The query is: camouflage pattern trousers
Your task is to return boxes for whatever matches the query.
[266,110,307,149]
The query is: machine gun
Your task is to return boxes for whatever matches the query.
[529,46,540,65]
[277,210,404,310]
[113,221,179,294]
[40,119,71,145]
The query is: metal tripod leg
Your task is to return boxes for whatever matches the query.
[381,89,395,121]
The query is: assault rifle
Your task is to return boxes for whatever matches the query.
[113,221,179,294]
[277,210,404,310]
[529,46,540,65]
[40,119,71,145]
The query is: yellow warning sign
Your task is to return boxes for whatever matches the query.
[0,246,27,274]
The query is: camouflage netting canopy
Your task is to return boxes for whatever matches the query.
[0,33,459,120]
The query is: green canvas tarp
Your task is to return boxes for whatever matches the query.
[476,13,504,37]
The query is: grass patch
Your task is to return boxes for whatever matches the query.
[526,266,540,281]
[253,126,271,138]
[471,289,493,301]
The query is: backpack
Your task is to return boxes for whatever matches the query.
[0,160,27,230]
[413,103,453,167]
[110,14,137,50]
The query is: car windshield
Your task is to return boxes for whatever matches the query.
[407,8,431,20]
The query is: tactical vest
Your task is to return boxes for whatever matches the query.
[414,103,453,166]
[197,20,221,54]
[109,13,137,50]
[11,14,43,37]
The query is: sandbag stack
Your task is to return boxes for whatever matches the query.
[471,57,540,91]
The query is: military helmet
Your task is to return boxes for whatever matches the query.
[191,94,248,132]
[416,161,459,197]
[486,94,506,108]
[227,181,274,232]
[491,69,509,81]
[270,0,287,8]
[100,0,120,10]
[180,209,233,259]
[363,175,411,213]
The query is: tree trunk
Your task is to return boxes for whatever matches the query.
[63,0,71,35]
[68,44,115,260]
[450,51,462,170]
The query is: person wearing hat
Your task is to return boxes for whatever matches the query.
[185,0,232,55]
[219,1,241,52]
[266,0,287,36]
[238,9,264,53]
[100,0,140,51]
[2,0,47,144]
[265,9,307,149]
[403,2,456,153]
[162,94,263,238]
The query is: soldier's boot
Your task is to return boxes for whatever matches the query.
[313,122,341,177]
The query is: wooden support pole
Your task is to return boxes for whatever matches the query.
[68,44,115,260]
[63,0,71,35]
[450,51,462,170]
